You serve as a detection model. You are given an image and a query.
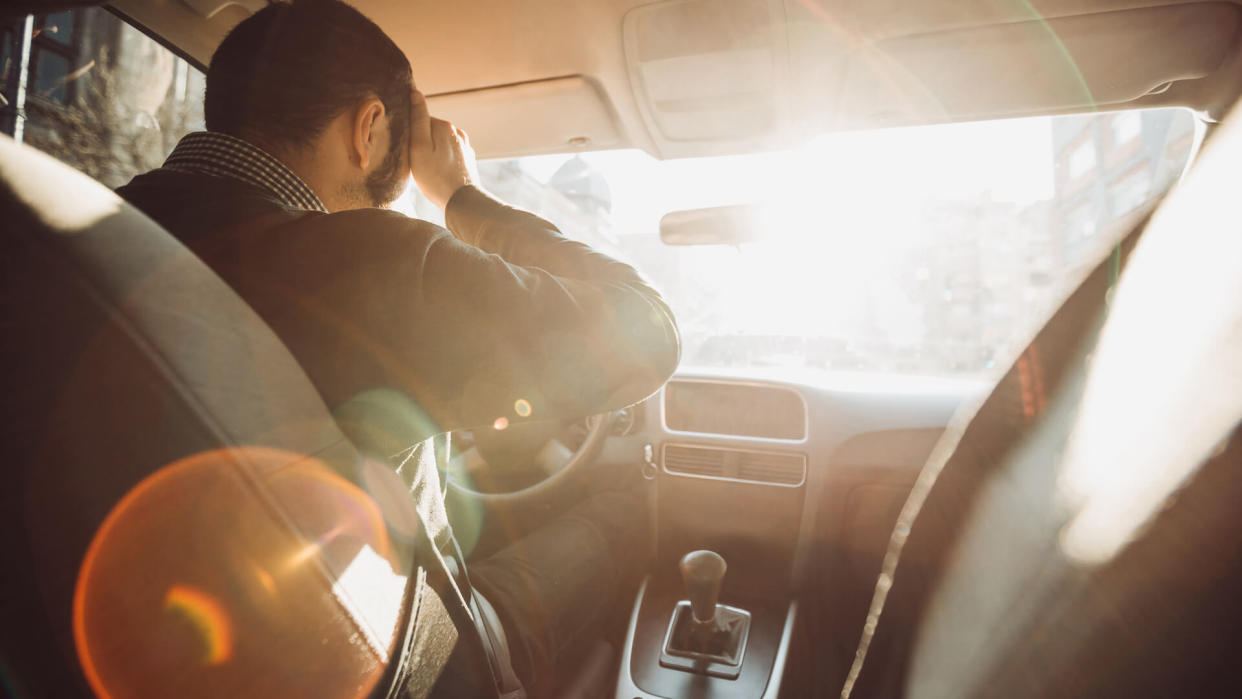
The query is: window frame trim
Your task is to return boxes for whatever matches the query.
[104,6,207,74]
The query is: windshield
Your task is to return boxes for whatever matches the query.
[408,109,1196,378]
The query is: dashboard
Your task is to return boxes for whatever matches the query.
[596,370,988,593]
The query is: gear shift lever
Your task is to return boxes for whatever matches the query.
[680,550,727,625]
[662,549,751,676]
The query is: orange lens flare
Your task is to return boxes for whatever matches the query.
[74,447,390,699]
[253,564,277,597]
[163,584,234,666]
[271,466,393,564]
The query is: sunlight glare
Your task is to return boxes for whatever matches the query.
[332,545,408,658]
[520,117,1053,347]
[1057,117,1242,564]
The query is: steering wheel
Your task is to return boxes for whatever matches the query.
[445,411,618,504]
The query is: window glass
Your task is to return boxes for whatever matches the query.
[1068,139,1096,179]
[19,8,205,188]
[38,11,76,47]
[1112,168,1150,216]
[1064,201,1095,240]
[1,29,12,91]
[33,49,70,103]
[1111,112,1142,146]
[460,109,1197,379]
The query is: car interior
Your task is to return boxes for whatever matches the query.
[3,0,1242,698]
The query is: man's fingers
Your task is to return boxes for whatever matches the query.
[411,89,470,152]
[430,117,457,147]
[410,89,431,143]
[409,103,477,210]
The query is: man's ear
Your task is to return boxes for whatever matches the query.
[351,96,386,171]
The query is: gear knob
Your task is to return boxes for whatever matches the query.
[679,550,727,624]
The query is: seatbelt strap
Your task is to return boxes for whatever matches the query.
[375,438,524,699]
[431,431,526,699]
[442,539,527,699]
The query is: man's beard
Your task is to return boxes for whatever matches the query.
[363,133,409,207]
[340,118,409,209]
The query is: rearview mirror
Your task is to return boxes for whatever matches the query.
[659,204,765,246]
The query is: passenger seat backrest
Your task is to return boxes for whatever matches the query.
[905,100,1242,698]
[842,204,1149,699]
[0,136,398,697]
[846,104,1242,697]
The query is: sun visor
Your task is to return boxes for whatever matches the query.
[426,76,622,159]
[816,3,1240,131]
[626,0,1239,157]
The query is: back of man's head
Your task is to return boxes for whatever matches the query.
[205,0,412,154]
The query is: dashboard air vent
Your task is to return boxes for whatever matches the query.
[662,444,727,477]
[663,444,805,486]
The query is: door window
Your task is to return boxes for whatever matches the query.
[1,8,205,187]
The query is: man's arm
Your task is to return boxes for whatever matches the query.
[391,90,679,430]
[229,197,677,438]
[407,201,679,431]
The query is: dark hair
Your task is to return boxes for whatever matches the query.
[205,0,412,152]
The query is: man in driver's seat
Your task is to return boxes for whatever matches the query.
[117,0,679,694]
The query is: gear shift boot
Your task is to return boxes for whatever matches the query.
[659,600,752,679]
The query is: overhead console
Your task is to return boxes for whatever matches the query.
[623,0,788,158]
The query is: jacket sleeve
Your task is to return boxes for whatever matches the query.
[293,187,681,434]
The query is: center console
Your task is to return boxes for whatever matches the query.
[614,379,806,698]
[614,550,798,699]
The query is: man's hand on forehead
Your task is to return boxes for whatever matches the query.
[409,88,478,212]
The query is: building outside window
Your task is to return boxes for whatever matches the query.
[1052,109,1195,275]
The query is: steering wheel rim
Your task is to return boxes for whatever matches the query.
[446,411,618,504]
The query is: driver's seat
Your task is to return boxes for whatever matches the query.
[0,136,488,697]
